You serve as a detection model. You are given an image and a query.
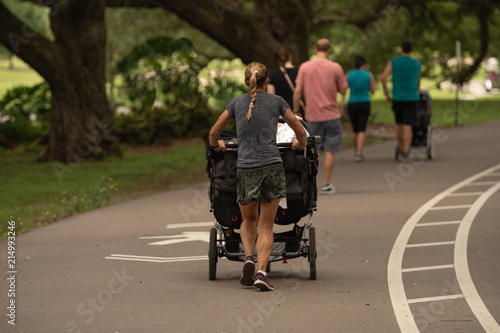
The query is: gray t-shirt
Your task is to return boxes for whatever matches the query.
[226,91,289,169]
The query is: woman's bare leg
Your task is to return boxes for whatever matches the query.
[239,201,259,257]
[255,198,280,272]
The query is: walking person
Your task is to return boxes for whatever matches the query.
[293,38,348,194]
[267,48,305,117]
[209,62,307,291]
[381,40,422,163]
[347,55,376,162]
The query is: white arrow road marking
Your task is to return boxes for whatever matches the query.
[166,222,214,229]
[139,231,210,245]
[106,222,214,262]
[105,254,209,263]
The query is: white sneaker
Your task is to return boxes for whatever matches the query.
[321,184,337,194]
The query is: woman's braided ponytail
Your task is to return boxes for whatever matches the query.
[244,62,268,121]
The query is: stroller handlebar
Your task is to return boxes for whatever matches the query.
[223,135,321,149]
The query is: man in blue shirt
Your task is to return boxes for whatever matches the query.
[381,40,422,163]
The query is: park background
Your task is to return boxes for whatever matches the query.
[0,0,499,239]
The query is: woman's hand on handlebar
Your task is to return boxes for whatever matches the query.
[214,140,227,152]
[291,138,306,150]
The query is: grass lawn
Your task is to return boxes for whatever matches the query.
[0,142,208,238]
[370,98,500,126]
[0,58,43,97]
[363,75,500,126]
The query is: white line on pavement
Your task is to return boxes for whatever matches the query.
[166,222,214,229]
[105,254,209,263]
[415,221,461,227]
[407,294,464,304]
[406,241,455,248]
[429,204,472,210]
[387,163,500,333]
[448,192,483,197]
[465,181,499,186]
[454,181,500,332]
[402,264,455,273]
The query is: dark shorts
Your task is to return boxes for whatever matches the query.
[392,101,418,126]
[236,163,286,206]
[348,102,370,132]
[307,118,343,153]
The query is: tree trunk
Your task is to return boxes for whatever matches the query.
[44,73,120,163]
[41,1,121,162]
[0,1,121,163]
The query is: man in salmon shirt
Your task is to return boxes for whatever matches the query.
[293,38,348,194]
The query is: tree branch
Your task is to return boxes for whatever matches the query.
[151,0,284,66]
[105,0,161,7]
[343,0,395,29]
[0,2,59,79]
[20,0,44,5]
[313,14,343,27]
[455,6,490,84]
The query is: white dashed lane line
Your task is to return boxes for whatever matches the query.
[388,163,500,333]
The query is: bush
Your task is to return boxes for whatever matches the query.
[0,82,50,147]
[202,76,246,112]
[115,100,213,145]
[113,37,211,144]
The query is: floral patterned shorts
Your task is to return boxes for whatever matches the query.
[236,163,286,206]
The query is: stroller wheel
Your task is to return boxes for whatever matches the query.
[209,228,218,280]
[308,227,317,280]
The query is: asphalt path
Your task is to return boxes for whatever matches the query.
[1,120,499,333]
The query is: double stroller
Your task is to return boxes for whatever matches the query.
[206,119,320,281]
[395,90,434,160]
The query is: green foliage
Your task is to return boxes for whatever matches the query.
[114,103,211,145]
[113,36,211,144]
[105,7,232,72]
[0,82,51,147]
[114,37,195,75]
[315,2,500,85]
[202,76,246,111]
[1,0,52,40]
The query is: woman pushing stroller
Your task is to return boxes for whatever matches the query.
[209,62,307,291]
